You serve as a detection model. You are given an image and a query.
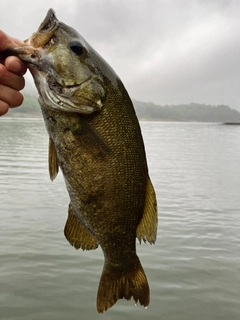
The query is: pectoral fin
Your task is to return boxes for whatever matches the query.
[48,137,59,181]
[64,203,98,250]
[71,117,111,156]
[136,177,158,244]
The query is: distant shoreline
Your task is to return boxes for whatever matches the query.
[3,96,240,123]
[2,116,237,125]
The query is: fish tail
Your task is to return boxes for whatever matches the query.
[96,257,149,313]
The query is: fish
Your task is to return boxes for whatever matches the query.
[6,9,158,313]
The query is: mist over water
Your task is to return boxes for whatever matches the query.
[0,120,240,320]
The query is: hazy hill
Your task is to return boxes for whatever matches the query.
[6,95,240,123]
[132,100,240,122]
[8,95,41,118]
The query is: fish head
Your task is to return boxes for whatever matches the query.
[12,9,108,114]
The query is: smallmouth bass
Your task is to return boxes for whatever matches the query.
[7,9,158,313]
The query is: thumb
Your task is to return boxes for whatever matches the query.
[0,30,25,51]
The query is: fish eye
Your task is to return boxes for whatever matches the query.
[69,41,84,55]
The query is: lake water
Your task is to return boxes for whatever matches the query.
[0,119,239,320]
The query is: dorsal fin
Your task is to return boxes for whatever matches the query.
[48,137,59,181]
[136,177,158,244]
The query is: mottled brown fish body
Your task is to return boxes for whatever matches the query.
[41,91,150,312]
[8,9,158,313]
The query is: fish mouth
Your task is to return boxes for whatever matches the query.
[33,68,104,114]
[38,8,57,34]
[25,8,59,48]
[46,83,103,114]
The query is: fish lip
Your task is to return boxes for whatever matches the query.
[52,77,103,113]
[46,88,101,114]
[37,8,57,33]
[61,76,91,91]
[3,46,40,62]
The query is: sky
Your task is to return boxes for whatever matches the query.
[1,0,240,110]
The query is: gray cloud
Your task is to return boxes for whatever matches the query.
[1,0,240,110]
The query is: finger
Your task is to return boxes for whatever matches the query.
[11,37,25,46]
[0,30,25,51]
[0,30,15,51]
[5,56,27,76]
[0,100,10,116]
[0,30,26,67]
[0,64,25,90]
[0,84,24,107]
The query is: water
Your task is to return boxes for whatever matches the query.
[0,119,240,320]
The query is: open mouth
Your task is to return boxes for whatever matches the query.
[38,9,58,34]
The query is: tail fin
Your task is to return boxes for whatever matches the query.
[97,258,149,313]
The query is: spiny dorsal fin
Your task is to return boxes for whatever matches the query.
[64,203,98,251]
[48,137,59,181]
[136,177,158,244]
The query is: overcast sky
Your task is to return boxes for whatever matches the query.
[1,0,240,110]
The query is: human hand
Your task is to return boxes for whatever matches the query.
[0,30,27,116]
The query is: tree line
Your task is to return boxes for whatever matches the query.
[133,100,240,122]
[7,95,240,123]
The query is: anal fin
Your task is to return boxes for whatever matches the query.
[136,177,158,244]
[64,203,98,251]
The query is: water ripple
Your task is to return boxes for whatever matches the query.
[0,120,240,320]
